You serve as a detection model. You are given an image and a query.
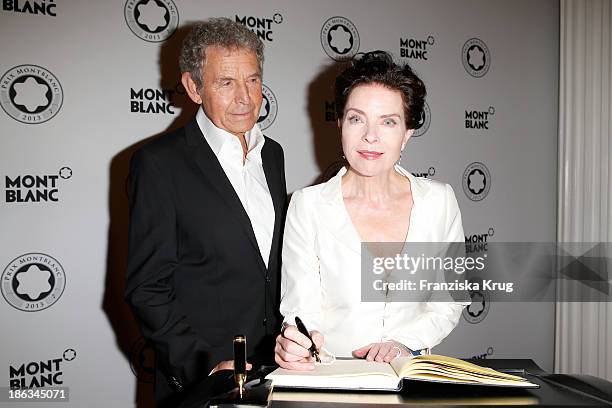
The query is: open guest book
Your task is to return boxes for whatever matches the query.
[266,355,539,391]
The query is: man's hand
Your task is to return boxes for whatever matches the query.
[352,341,410,362]
[210,360,253,375]
[274,325,324,371]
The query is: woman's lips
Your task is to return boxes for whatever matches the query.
[358,150,383,160]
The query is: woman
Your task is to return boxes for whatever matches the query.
[275,51,468,370]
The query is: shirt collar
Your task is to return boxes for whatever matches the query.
[320,164,431,204]
[196,107,265,163]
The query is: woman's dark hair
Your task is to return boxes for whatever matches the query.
[334,50,426,129]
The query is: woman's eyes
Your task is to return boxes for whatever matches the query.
[346,115,398,126]
[347,115,362,124]
[383,118,397,126]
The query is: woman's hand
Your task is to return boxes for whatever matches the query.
[274,325,324,370]
[352,341,410,362]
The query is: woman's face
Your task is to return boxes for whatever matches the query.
[340,84,413,177]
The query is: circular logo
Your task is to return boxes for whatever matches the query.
[462,162,491,201]
[59,166,72,179]
[273,13,283,24]
[1,253,66,312]
[0,65,63,124]
[321,16,360,60]
[257,84,278,131]
[124,0,179,43]
[428,166,436,177]
[130,337,155,383]
[462,38,491,78]
[63,348,77,361]
[463,282,490,324]
[412,100,431,137]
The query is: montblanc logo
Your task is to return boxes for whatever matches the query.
[321,16,360,60]
[411,167,436,179]
[465,106,495,130]
[400,35,435,60]
[462,162,491,201]
[1,253,66,312]
[462,38,491,78]
[9,349,76,388]
[130,87,179,114]
[412,100,430,137]
[0,65,63,124]
[469,347,494,359]
[462,278,490,324]
[5,167,72,203]
[257,84,277,131]
[124,0,179,43]
[465,227,495,254]
[2,0,56,15]
[235,13,283,42]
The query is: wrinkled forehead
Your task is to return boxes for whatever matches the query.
[202,45,261,75]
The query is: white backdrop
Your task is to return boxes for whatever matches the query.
[0,1,558,406]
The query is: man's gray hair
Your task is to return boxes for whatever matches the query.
[179,18,264,90]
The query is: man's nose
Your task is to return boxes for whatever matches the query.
[235,82,251,104]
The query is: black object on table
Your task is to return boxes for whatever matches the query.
[180,359,612,408]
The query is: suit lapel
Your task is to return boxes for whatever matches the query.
[261,139,283,269]
[184,119,267,272]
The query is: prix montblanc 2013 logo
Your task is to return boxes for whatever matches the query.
[0,65,63,124]
[462,38,491,78]
[462,280,490,324]
[1,253,66,312]
[124,0,179,42]
[462,162,491,201]
[321,16,360,60]
[257,84,277,131]
[412,100,431,137]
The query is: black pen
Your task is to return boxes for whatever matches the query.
[294,316,321,363]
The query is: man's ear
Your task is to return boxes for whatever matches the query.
[401,129,414,151]
[181,72,202,105]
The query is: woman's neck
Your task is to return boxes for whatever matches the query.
[341,166,409,203]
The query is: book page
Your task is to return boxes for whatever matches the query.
[266,359,401,390]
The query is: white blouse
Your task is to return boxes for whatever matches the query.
[279,165,469,357]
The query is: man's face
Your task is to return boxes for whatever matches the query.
[199,46,263,137]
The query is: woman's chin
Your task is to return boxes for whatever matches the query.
[347,162,394,178]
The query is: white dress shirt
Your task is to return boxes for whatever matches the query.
[280,165,469,356]
[196,107,275,267]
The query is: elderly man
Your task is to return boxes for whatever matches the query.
[125,18,286,406]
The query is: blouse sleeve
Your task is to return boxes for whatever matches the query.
[279,189,323,331]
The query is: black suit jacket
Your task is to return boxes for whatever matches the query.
[125,117,287,404]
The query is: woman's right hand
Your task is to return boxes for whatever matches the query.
[274,325,324,370]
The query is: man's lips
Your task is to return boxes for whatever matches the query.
[358,150,383,160]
